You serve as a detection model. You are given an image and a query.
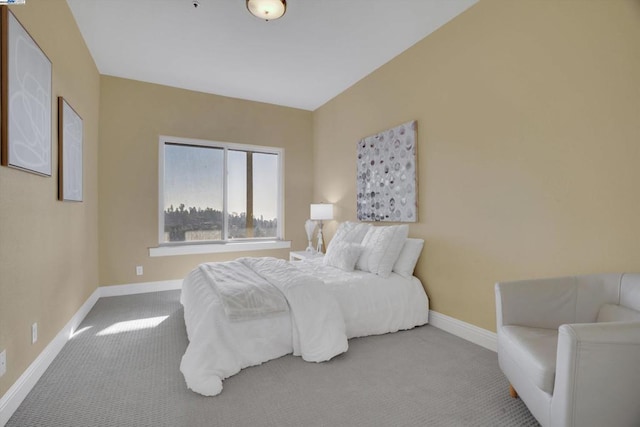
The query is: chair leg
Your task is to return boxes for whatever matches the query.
[509,384,518,399]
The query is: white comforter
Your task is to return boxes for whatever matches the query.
[180,257,429,396]
[240,257,349,361]
[180,257,348,396]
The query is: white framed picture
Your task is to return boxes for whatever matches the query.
[1,7,52,176]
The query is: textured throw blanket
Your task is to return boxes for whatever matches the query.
[199,261,289,321]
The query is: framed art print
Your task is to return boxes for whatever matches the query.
[58,97,83,202]
[357,120,418,222]
[1,6,52,176]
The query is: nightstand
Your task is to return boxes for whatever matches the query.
[289,250,324,261]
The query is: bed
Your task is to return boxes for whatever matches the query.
[180,222,429,396]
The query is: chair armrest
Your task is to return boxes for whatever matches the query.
[495,276,578,329]
[560,321,640,344]
[551,322,640,427]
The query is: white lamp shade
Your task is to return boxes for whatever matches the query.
[310,204,334,221]
[246,0,286,20]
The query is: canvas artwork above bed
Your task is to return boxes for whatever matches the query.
[180,222,428,396]
[356,120,418,222]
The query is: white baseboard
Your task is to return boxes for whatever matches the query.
[0,279,182,426]
[429,310,497,352]
[99,279,182,297]
[0,288,100,427]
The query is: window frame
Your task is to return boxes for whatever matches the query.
[157,135,285,248]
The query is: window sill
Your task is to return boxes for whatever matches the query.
[149,240,291,257]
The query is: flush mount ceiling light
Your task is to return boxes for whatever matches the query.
[246,0,286,21]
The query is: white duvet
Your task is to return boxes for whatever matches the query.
[180,257,428,396]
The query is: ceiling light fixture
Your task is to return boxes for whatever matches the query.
[246,0,286,21]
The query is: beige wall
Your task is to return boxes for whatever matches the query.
[99,76,313,286]
[2,0,638,401]
[0,1,100,397]
[313,0,640,331]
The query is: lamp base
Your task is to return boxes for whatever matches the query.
[316,223,324,253]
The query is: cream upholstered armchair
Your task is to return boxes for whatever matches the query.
[495,273,640,427]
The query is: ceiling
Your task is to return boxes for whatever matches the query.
[66,0,478,111]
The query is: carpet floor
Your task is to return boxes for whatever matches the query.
[7,290,539,427]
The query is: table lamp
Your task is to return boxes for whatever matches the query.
[310,203,334,253]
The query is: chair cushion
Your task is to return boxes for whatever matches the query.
[500,325,558,394]
[596,304,640,323]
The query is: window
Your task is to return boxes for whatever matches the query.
[158,136,283,247]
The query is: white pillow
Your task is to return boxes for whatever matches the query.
[393,238,424,277]
[356,225,409,278]
[326,221,371,253]
[323,241,363,272]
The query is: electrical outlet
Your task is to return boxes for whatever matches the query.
[0,350,6,377]
[136,266,143,276]
[32,323,38,344]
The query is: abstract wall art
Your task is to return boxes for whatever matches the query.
[356,120,417,222]
[1,7,52,176]
[58,97,83,202]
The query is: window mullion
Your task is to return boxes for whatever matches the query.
[246,151,253,238]
[223,146,229,242]
[277,151,283,239]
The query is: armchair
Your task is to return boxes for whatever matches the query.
[495,273,640,427]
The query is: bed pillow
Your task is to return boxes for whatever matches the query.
[323,241,363,272]
[326,221,371,253]
[392,238,424,278]
[356,225,409,278]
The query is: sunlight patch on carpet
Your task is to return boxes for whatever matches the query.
[96,316,169,336]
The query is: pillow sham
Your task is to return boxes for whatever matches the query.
[392,238,424,277]
[356,224,409,278]
[323,241,363,272]
[326,221,371,253]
